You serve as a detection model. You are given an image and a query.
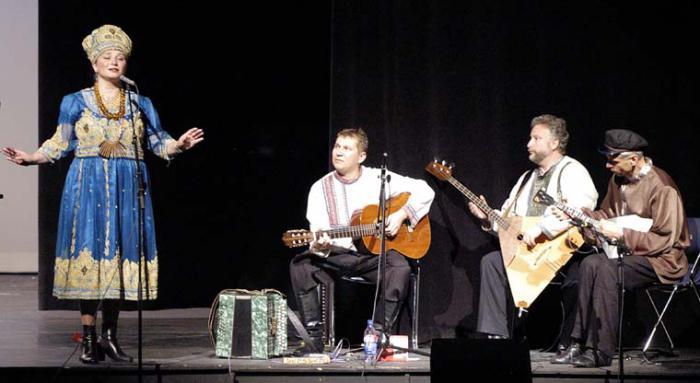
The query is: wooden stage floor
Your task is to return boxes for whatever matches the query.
[1,274,699,382]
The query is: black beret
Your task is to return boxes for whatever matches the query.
[601,129,648,154]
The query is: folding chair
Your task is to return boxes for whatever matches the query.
[642,217,700,356]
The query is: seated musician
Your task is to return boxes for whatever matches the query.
[467,115,598,362]
[289,127,435,352]
[561,129,689,367]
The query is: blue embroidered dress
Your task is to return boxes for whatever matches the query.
[40,88,175,300]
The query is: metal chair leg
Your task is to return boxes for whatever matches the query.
[320,282,335,348]
[643,285,678,354]
[409,261,420,350]
[691,280,700,305]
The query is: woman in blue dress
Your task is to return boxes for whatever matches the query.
[2,24,204,364]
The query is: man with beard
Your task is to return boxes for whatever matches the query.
[468,115,598,362]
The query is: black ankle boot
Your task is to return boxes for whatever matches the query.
[296,290,325,353]
[99,327,133,362]
[551,342,582,364]
[375,300,402,336]
[80,325,103,364]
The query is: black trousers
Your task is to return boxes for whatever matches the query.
[476,249,585,341]
[571,252,659,357]
[289,248,410,303]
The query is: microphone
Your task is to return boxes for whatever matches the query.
[380,152,391,182]
[120,75,137,86]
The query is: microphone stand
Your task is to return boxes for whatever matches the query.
[124,80,145,382]
[373,153,389,365]
[373,154,430,363]
[613,238,629,383]
[583,222,626,382]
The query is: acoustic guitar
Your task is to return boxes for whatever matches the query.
[426,160,584,309]
[282,192,431,259]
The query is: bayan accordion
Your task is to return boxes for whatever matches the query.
[209,289,288,359]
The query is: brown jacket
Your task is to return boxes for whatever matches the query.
[590,165,689,283]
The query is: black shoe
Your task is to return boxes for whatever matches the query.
[99,328,133,362]
[572,349,612,368]
[551,343,582,364]
[80,325,104,364]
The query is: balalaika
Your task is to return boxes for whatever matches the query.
[426,160,584,309]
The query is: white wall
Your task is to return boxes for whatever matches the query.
[0,0,39,272]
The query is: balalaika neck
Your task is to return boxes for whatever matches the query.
[547,198,600,229]
[446,177,512,230]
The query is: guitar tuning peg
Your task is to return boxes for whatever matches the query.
[441,160,447,165]
[433,156,439,163]
[449,162,455,169]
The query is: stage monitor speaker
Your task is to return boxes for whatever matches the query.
[431,338,532,383]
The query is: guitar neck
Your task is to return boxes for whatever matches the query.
[446,177,511,230]
[318,224,379,240]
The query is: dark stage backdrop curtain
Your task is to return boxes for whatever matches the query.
[38,1,332,310]
[38,0,699,347]
[329,1,700,343]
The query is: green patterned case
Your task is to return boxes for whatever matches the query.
[213,289,287,359]
[264,290,288,356]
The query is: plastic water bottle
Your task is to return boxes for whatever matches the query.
[363,319,378,362]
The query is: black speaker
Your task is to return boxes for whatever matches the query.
[431,338,532,383]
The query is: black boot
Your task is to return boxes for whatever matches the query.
[99,327,133,362]
[376,300,402,336]
[100,301,133,362]
[296,289,324,353]
[551,342,582,364]
[80,325,103,364]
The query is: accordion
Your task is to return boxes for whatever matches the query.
[209,289,288,359]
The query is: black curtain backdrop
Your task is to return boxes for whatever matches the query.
[327,1,700,345]
[39,1,700,347]
[38,1,331,310]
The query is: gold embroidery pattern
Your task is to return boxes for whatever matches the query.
[103,158,111,258]
[38,123,73,161]
[53,247,158,300]
[72,108,146,158]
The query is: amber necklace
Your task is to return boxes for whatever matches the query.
[95,84,127,158]
[94,84,125,120]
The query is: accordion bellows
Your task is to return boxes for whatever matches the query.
[209,289,288,359]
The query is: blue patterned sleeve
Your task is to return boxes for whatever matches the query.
[138,95,176,160]
[38,94,80,162]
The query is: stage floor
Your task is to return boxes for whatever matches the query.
[1,274,699,382]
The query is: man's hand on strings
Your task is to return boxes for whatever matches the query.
[468,195,488,221]
[522,225,543,247]
[311,232,332,251]
[599,219,623,240]
[385,208,409,237]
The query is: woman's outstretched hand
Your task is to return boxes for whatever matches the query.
[176,127,204,151]
[2,147,35,166]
